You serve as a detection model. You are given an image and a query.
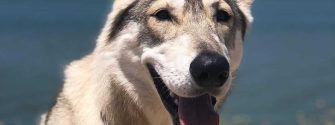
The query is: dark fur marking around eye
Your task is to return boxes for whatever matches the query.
[225,0,248,40]
[222,0,242,48]
[237,9,247,40]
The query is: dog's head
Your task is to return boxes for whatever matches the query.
[96,0,253,124]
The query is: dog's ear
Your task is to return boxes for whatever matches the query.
[237,0,254,24]
[112,0,136,12]
[95,0,136,50]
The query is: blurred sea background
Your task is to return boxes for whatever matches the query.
[0,0,334,125]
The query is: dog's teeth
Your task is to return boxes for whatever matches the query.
[174,98,179,104]
[170,92,175,97]
[169,92,179,104]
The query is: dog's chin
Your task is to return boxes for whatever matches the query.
[147,64,220,125]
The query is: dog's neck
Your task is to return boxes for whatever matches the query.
[91,48,173,125]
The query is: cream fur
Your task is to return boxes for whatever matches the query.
[41,0,253,125]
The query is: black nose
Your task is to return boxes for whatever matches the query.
[190,51,230,88]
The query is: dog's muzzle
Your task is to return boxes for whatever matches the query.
[147,51,229,125]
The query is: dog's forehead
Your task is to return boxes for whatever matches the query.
[169,0,185,8]
[148,0,232,11]
[202,0,220,5]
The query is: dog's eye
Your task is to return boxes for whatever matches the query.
[216,10,231,22]
[153,9,172,21]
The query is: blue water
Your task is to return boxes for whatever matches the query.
[0,0,334,125]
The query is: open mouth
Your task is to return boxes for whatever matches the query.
[147,64,220,125]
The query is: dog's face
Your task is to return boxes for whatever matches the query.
[143,0,242,96]
[99,0,253,124]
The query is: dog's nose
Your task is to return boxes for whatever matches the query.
[190,51,230,88]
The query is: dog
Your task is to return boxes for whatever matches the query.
[40,0,253,125]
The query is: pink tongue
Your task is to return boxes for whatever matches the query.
[178,94,219,125]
